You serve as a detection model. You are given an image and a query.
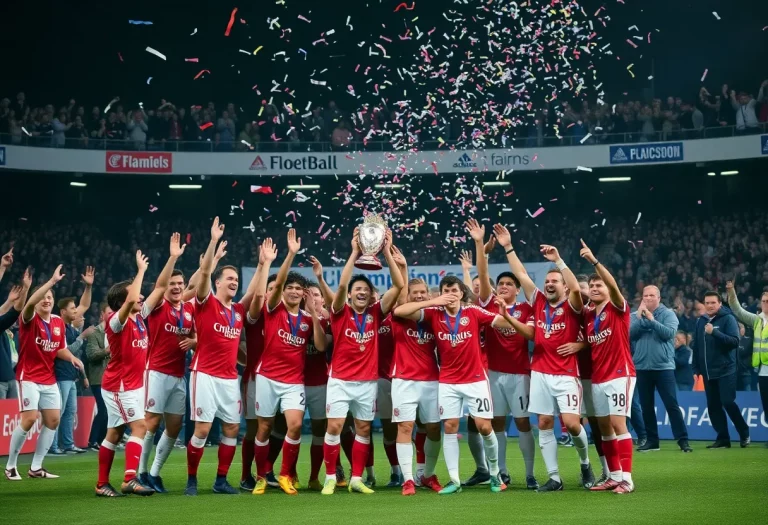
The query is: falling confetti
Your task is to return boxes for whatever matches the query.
[145,46,166,60]
[225,7,238,36]
[128,20,153,25]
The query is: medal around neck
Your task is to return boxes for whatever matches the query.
[355,214,388,270]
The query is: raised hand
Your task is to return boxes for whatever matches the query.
[539,244,561,262]
[483,236,496,255]
[22,267,32,288]
[136,250,149,271]
[51,264,65,283]
[492,224,512,248]
[464,218,485,242]
[579,239,598,265]
[494,296,506,311]
[433,293,460,307]
[1,247,13,268]
[287,229,301,254]
[351,227,362,254]
[214,241,228,262]
[261,238,277,262]
[383,229,393,252]
[725,280,734,292]
[390,245,407,268]
[81,266,96,286]
[170,232,186,258]
[210,216,225,241]
[303,289,316,314]
[459,250,473,270]
[309,256,323,278]
[6,286,22,304]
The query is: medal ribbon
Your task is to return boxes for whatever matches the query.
[172,303,185,330]
[544,300,565,334]
[222,305,235,328]
[287,311,303,337]
[353,308,368,345]
[444,307,463,345]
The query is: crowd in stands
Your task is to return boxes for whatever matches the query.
[2,80,767,152]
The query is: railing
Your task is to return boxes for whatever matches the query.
[0,124,765,153]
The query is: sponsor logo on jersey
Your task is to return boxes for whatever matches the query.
[184,312,193,321]
[277,328,307,346]
[131,337,149,349]
[147,398,155,408]
[213,323,242,339]
[164,323,192,335]
[127,408,135,417]
[34,337,62,353]
[105,151,172,173]
[53,326,61,337]
[459,316,470,326]
[437,331,472,343]
[587,327,613,345]
[405,328,434,340]
[536,320,566,333]
[343,328,375,344]
[378,325,391,334]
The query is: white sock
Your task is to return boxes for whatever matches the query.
[443,433,461,485]
[467,431,488,473]
[423,437,441,478]
[396,443,413,482]
[495,431,508,474]
[32,427,56,471]
[599,455,609,478]
[623,472,633,485]
[324,433,340,482]
[518,430,536,478]
[139,430,155,475]
[572,425,590,465]
[538,428,561,482]
[481,432,499,477]
[150,432,175,477]
[6,426,28,469]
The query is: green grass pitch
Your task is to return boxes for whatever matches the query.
[3,436,766,525]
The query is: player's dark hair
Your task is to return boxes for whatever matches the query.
[576,274,589,284]
[439,275,469,302]
[306,280,320,290]
[349,275,374,294]
[213,265,238,282]
[496,271,520,288]
[471,274,495,288]
[57,297,76,311]
[703,290,722,302]
[99,301,110,313]
[285,271,307,289]
[107,280,132,312]
[587,273,603,284]
[676,330,688,337]
[267,273,278,285]
[171,269,185,280]
[546,268,564,282]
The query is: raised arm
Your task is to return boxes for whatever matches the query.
[250,239,277,320]
[466,219,493,304]
[75,266,95,317]
[239,240,264,307]
[145,233,186,312]
[579,239,624,308]
[331,228,360,314]
[391,246,409,306]
[458,249,474,296]
[197,217,225,302]
[118,251,149,325]
[541,243,583,312]
[309,256,336,307]
[394,294,454,322]
[304,289,328,352]
[268,229,300,311]
[726,280,759,326]
[0,247,13,285]
[380,232,406,315]
[492,297,535,339]
[22,265,65,323]
[493,224,536,301]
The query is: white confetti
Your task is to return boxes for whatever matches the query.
[145,46,166,60]
[576,166,592,172]
[635,212,642,224]
[712,12,720,20]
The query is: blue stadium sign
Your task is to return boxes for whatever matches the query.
[761,135,768,155]
[0,146,5,166]
[609,142,684,164]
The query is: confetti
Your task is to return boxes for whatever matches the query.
[253,46,264,55]
[635,212,642,224]
[297,14,311,23]
[146,77,152,85]
[190,28,197,35]
[225,7,238,36]
[128,20,153,25]
[145,46,166,60]
[712,12,720,20]
[528,207,545,219]
[250,185,273,194]
[700,69,708,82]
[394,2,415,12]
[149,205,158,212]
[579,133,592,144]
[576,166,592,172]
[199,122,213,131]
[193,69,211,80]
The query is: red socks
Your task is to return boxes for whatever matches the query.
[97,441,116,486]
[324,435,341,477]
[241,438,255,480]
[279,436,301,477]
[186,436,206,477]
[217,437,237,477]
[415,432,426,464]
[617,434,633,475]
[124,437,142,482]
[254,439,270,477]
[352,435,371,478]
[602,436,622,476]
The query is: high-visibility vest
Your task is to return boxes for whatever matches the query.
[752,316,768,368]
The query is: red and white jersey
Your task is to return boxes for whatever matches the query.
[479,294,534,375]
[329,302,385,382]
[245,310,265,382]
[391,316,439,382]
[378,315,395,380]
[304,317,330,387]
[257,301,312,385]
[16,313,67,385]
[144,299,195,378]
[420,305,497,384]
[584,300,635,384]
[191,292,245,380]
[530,289,583,377]
[103,312,149,392]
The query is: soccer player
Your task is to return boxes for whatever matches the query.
[395,275,521,495]
[185,217,260,496]
[138,234,198,493]
[579,240,636,493]
[377,313,403,487]
[391,274,443,496]
[467,219,538,490]
[492,224,595,492]
[5,267,69,481]
[320,227,405,495]
[253,230,328,496]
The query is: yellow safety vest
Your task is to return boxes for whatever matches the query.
[752,317,768,368]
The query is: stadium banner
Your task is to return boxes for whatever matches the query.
[0,397,96,456]
[0,135,765,176]
[242,261,553,297]
[761,134,768,155]
[0,146,5,166]
[506,391,767,442]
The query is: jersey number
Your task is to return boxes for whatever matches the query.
[299,393,305,406]
[518,395,529,412]
[475,398,491,413]
[611,393,626,408]
[566,394,578,407]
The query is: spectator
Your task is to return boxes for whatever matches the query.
[0,251,22,399]
[217,110,236,150]
[66,115,88,148]
[630,285,692,452]
[85,302,112,450]
[735,322,754,391]
[692,291,750,448]
[331,120,353,150]
[758,80,768,123]
[13,91,27,117]
[673,330,694,391]
[168,111,182,145]
[105,112,125,144]
[727,85,759,134]
[33,113,53,146]
[127,109,149,150]
[237,121,253,151]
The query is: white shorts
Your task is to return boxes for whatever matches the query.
[326,377,377,421]
[17,381,61,412]
[244,377,257,420]
[190,371,241,424]
[391,378,440,424]
[102,388,144,428]
[439,378,493,420]
[592,377,636,418]
[528,371,582,416]
[144,370,186,415]
[375,378,393,419]
[488,370,531,419]
[305,385,327,420]
[581,379,595,417]
[254,374,305,417]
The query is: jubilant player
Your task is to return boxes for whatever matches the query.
[96,242,178,497]
[252,230,327,496]
[579,240,636,493]
[395,274,522,495]
[320,228,405,495]
[391,274,444,496]
[185,217,260,496]
[467,219,538,490]
[137,235,199,493]
[493,224,595,492]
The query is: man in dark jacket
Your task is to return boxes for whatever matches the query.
[735,323,754,391]
[692,291,750,448]
[673,331,694,391]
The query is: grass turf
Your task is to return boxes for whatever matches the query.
[3,437,766,525]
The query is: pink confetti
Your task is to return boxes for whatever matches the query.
[297,14,311,23]
[394,1,415,12]
[185,58,199,62]
[625,39,638,49]
[285,211,297,222]
[149,205,158,212]
[317,221,326,234]
[118,52,124,62]
[193,69,210,80]
[530,207,545,218]
[186,233,191,245]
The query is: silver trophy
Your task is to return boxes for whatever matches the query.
[355,214,388,270]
